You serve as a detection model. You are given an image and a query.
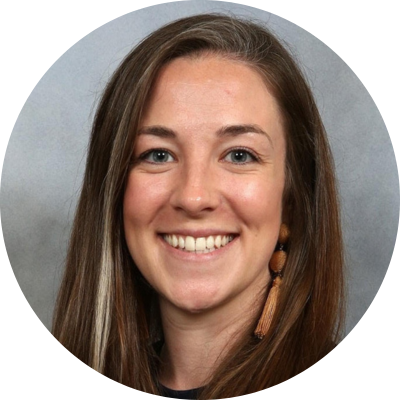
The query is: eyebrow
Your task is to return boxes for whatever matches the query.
[138,125,176,138]
[216,124,273,146]
[138,124,273,146]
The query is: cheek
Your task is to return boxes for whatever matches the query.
[226,177,284,223]
[123,172,171,280]
[123,172,170,225]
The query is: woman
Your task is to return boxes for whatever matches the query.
[52,14,345,398]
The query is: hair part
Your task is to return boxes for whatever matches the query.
[53,13,345,397]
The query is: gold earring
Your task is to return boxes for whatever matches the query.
[254,224,290,339]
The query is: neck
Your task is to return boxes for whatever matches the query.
[158,291,262,390]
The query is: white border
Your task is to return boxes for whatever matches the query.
[1,1,399,399]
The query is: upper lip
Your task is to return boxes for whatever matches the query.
[159,229,238,238]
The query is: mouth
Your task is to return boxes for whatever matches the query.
[161,233,237,254]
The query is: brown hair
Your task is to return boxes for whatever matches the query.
[52,14,345,397]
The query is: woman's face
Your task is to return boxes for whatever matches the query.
[123,55,286,315]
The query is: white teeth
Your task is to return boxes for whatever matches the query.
[163,233,235,253]
[185,236,195,251]
[195,237,206,251]
[206,236,214,249]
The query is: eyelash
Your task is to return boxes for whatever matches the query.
[137,147,260,165]
[138,148,176,164]
[222,147,260,164]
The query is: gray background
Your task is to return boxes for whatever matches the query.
[1,0,398,336]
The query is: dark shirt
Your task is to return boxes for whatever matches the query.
[160,384,200,399]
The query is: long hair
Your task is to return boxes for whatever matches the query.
[52,14,345,397]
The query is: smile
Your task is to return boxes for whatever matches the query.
[162,234,235,253]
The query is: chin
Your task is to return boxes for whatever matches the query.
[164,284,224,314]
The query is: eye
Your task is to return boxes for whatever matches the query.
[223,148,258,164]
[141,149,175,163]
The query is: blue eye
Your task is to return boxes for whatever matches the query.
[224,149,257,164]
[143,149,175,163]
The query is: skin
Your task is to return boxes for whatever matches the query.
[123,55,286,389]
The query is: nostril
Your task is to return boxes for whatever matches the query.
[169,166,221,214]
[170,189,220,215]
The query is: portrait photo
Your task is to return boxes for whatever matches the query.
[1,1,399,399]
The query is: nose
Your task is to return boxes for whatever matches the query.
[170,162,220,216]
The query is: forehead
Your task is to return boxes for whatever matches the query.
[141,55,284,139]
[156,56,261,94]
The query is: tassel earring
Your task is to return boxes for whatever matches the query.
[254,224,290,339]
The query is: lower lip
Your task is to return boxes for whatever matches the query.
[158,235,238,261]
